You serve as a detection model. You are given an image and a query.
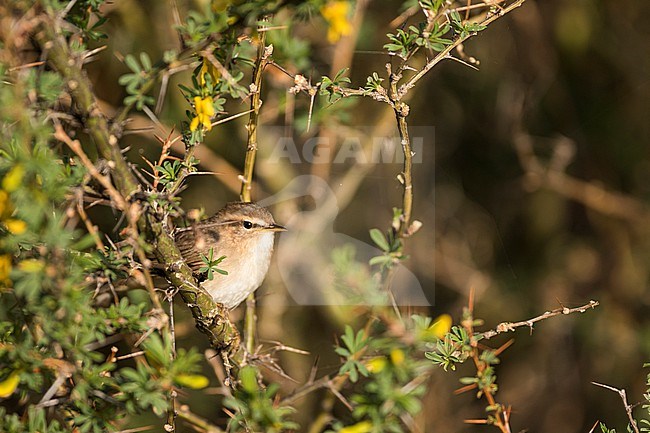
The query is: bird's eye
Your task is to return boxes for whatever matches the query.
[243,220,253,229]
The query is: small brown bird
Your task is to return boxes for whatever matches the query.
[174,202,285,309]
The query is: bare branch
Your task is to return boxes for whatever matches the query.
[592,382,641,433]
[479,300,600,340]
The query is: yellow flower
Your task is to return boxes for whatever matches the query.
[2,164,25,192]
[4,219,26,235]
[18,259,44,273]
[0,254,11,284]
[321,1,352,43]
[366,356,387,374]
[190,96,215,132]
[390,348,405,366]
[339,420,372,433]
[0,370,20,398]
[425,314,452,340]
[174,373,209,389]
[198,58,221,87]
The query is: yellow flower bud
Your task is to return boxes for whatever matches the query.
[2,165,25,192]
[0,370,20,398]
[18,259,44,273]
[174,374,209,389]
[339,420,372,433]
[390,348,405,366]
[366,356,387,374]
[5,219,26,235]
[427,314,452,339]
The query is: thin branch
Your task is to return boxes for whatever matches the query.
[398,0,528,98]
[165,289,178,433]
[240,34,271,202]
[464,290,512,433]
[281,374,333,405]
[592,382,641,433]
[177,405,226,433]
[53,125,128,211]
[39,18,140,196]
[478,300,600,340]
[240,24,272,357]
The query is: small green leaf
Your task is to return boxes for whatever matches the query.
[124,54,141,73]
[369,255,391,266]
[459,376,478,385]
[140,52,152,71]
[369,228,389,251]
[239,366,259,394]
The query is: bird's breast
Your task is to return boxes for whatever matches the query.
[202,232,275,309]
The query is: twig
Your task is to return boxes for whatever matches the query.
[203,51,249,99]
[478,300,599,340]
[114,426,154,433]
[115,351,145,361]
[281,320,376,406]
[281,374,333,405]
[74,186,105,250]
[240,23,272,357]
[240,33,271,202]
[54,125,128,211]
[164,289,178,433]
[211,108,254,128]
[464,290,512,433]
[8,61,45,71]
[592,382,641,433]
[39,20,140,196]
[398,0,528,98]
[177,405,226,433]
[37,374,68,407]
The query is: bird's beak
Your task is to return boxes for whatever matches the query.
[266,223,287,232]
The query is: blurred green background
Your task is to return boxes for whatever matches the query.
[85,0,650,431]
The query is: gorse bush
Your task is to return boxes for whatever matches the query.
[1,1,648,432]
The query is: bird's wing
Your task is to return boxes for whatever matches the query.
[174,230,205,273]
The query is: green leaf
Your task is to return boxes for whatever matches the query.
[239,366,259,394]
[459,376,478,385]
[124,54,141,73]
[369,255,391,266]
[140,52,152,71]
[369,228,389,251]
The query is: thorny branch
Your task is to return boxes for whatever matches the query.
[479,300,600,340]
[591,382,641,433]
[240,23,272,357]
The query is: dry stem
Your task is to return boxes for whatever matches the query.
[592,382,641,433]
[240,24,272,357]
[478,300,599,340]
